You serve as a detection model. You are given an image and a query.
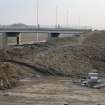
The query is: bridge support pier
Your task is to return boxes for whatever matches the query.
[47,33,51,40]
[2,32,8,49]
[16,33,21,45]
[51,33,60,38]
[48,33,60,40]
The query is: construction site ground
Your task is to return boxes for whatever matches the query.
[0,31,105,105]
[0,77,105,105]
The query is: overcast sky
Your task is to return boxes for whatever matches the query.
[0,0,105,29]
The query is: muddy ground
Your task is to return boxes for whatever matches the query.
[0,77,105,105]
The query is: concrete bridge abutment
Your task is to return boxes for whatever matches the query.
[2,32,8,49]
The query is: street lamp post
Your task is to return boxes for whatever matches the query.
[56,5,58,28]
[66,9,69,27]
[36,0,39,42]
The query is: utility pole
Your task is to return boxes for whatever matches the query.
[66,9,69,27]
[36,0,39,42]
[56,5,58,28]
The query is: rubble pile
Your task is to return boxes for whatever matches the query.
[0,63,18,89]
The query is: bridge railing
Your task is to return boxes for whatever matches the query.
[0,25,92,31]
[36,25,92,30]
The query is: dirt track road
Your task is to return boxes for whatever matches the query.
[0,77,105,105]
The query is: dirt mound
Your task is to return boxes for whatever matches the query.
[34,31,105,76]
[82,31,105,72]
[0,63,18,89]
[0,43,92,79]
[83,31,105,45]
[34,46,92,77]
[82,31,105,60]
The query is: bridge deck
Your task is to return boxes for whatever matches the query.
[0,27,92,34]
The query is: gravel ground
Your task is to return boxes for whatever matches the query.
[0,77,105,105]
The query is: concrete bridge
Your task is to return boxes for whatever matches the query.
[0,26,92,48]
[0,26,91,33]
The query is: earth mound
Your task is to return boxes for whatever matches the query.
[82,31,105,72]
[0,63,18,89]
